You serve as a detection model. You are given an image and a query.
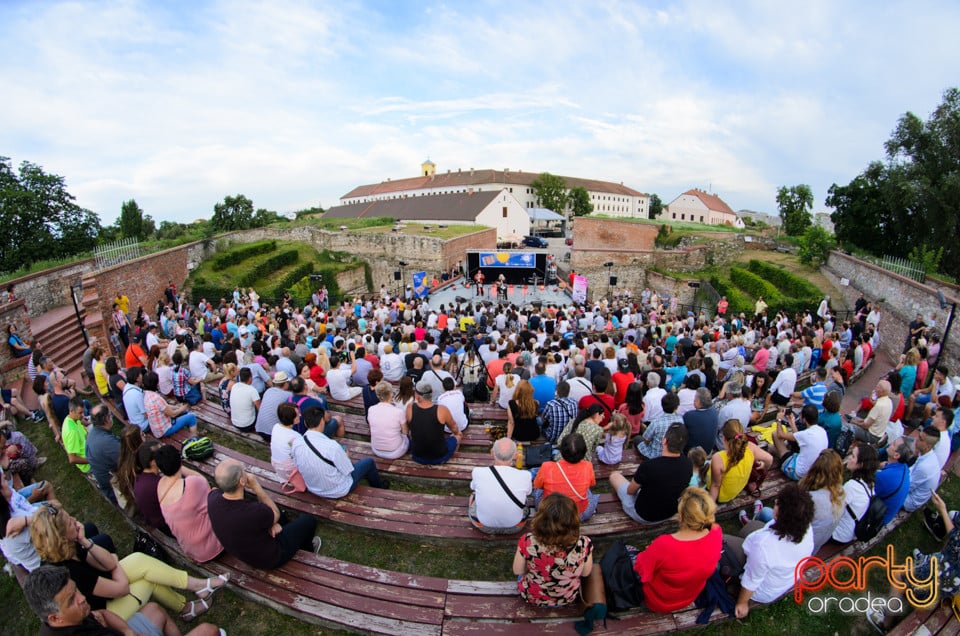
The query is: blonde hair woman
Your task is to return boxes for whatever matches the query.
[798,449,846,553]
[507,380,540,442]
[30,503,227,621]
[491,362,519,409]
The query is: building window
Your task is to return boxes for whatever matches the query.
[700,216,704,223]
[502,207,508,218]
[681,213,685,220]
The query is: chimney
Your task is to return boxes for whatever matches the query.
[457,168,461,173]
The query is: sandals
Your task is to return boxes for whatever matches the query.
[180,597,211,622]
[196,573,230,601]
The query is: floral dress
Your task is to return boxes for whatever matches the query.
[517,533,593,607]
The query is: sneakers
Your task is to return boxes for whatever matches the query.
[311,536,323,556]
[30,410,45,422]
[739,510,750,527]
[752,500,763,517]
[923,508,947,541]
[866,605,886,633]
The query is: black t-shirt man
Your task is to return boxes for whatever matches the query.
[632,454,692,522]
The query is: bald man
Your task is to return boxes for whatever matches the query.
[207,459,319,569]
[848,379,892,445]
[468,437,533,534]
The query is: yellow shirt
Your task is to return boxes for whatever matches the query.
[115,295,130,314]
[707,447,754,503]
[94,360,109,396]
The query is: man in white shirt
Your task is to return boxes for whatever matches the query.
[848,380,892,445]
[229,367,261,433]
[421,354,452,403]
[188,339,221,382]
[903,427,941,512]
[641,372,666,423]
[436,377,468,434]
[380,343,405,382]
[293,405,386,498]
[768,353,797,406]
[469,438,533,534]
[326,355,362,401]
[932,407,954,470]
[772,405,827,481]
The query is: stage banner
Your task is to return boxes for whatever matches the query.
[477,252,536,268]
[572,275,588,303]
[412,271,429,298]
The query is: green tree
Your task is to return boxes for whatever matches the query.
[798,225,835,266]
[119,199,144,239]
[530,172,568,214]
[908,244,944,274]
[156,220,186,240]
[252,207,281,227]
[568,186,593,217]
[776,184,814,235]
[648,193,663,219]
[0,157,100,273]
[142,214,156,238]
[211,194,254,232]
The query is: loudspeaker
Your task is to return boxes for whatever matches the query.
[609,276,618,286]
[394,271,401,281]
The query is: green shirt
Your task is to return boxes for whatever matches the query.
[62,416,90,473]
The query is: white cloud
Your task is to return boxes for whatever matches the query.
[0,0,958,224]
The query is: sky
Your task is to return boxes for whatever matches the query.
[2,0,959,226]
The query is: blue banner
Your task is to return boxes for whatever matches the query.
[412,271,429,298]
[477,252,537,268]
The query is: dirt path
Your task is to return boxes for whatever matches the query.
[733,250,851,311]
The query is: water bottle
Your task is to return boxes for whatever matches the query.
[515,444,524,469]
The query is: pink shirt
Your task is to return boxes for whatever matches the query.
[368,402,409,459]
[159,475,224,562]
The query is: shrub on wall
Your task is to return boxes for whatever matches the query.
[746,259,820,300]
[709,276,753,316]
[211,240,276,270]
[730,267,783,305]
[237,249,298,288]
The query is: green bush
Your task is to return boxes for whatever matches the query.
[730,267,783,305]
[709,276,753,315]
[237,249,299,288]
[265,261,315,299]
[746,259,820,299]
[211,240,276,270]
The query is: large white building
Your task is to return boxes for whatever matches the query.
[340,160,650,219]
[665,189,744,228]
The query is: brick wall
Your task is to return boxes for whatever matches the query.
[823,251,959,371]
[573,217,658,251]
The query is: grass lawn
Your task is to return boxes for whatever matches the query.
[5,402,953,635]
[349,223,488,240]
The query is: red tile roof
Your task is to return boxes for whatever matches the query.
[341,169,646,200]
[682,189,735,215]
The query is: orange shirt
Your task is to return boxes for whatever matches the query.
[533,460,596,514]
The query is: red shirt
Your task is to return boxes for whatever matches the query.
[578,393,615,426]
[533,460,596,514]
[125,343,147,369]
[611,372,635,406]
[634,525,722,612]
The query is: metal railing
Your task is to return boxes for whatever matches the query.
[94,237,141,270]
[878,254,925,282]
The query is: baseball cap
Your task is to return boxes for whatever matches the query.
[415,381,433,397]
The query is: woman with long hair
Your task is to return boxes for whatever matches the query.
[155,445,224,563]
[393,376,416,410]
[513,493,602,610]
[798,449,846,553]
[749,372,771,425]
[616,382,644,440]
[708,419,772,503]
[115,425,144,514]
[507,380,540,442]
[217,363,238,415]
[29,502,227,621]
[491,362,520,410]
[145,345,161,373]
[557,404,606,463]
[832,442,880,544]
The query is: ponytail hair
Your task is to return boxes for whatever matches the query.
[721,419,748,467]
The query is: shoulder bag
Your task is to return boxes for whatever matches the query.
[489,466,525,510]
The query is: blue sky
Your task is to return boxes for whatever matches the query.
[1,0,958,225]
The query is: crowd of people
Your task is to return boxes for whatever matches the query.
[2,272,960,633]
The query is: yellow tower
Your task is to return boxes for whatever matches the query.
[421,158,436,177]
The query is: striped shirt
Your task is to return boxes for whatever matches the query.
[541,397,578,444]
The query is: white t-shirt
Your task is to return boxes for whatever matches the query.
[326,367,355,401]
[270,424,300,481]
[742,522,814,603]
[770,367,797,398]
[936,430,951,470]
[229,381,260,429]
[470,465,533,528]
[642,387,666,423]
[380,353,405,382]
[676,388,697,416]
[567,377,594,404]
[437,389,468,433]
[904,451,940,512]
[832,478,872,543]
[495,374,520,409]
[188,350,211,379]
[793,425,828,479]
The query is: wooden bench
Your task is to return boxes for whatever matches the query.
[888,603,959,636]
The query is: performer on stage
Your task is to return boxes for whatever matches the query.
[474,270,485,296]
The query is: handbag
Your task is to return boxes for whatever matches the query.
[281,467,307,494]
[133,530,170,563]
[523,443,553,468]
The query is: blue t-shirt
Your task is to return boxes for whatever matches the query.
[875,463,910,525]
[528,374,557,411]
[818,411,843,450]
[899,365,917,398]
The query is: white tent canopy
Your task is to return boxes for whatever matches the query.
[526,207,565,222]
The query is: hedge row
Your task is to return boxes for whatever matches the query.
[211,240,276,270]
[264,261,315,299]
[709,276,753,316]
[746,259,820,301]
[237,249,299,288]
[730,267,783,306]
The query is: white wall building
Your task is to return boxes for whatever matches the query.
[665,189,744,228]
[340,161,650,219]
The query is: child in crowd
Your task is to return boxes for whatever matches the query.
[595,413,630,465]
[687,446,709,488]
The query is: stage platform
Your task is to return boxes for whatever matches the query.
[425,277,575,310]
